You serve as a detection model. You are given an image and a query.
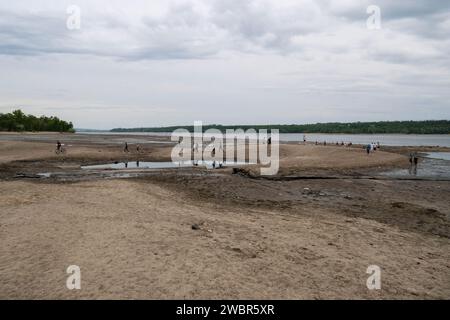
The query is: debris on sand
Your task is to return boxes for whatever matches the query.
[14,173,43,179]
[392,202,406,208]
[232,168,255,178]
[191,221,212,232]
[302,188,328,197]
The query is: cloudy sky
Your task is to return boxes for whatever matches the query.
[0,0,449,129]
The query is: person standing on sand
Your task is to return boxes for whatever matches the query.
[366,144,371,155]
[409,153,414,174]
[414,154,419,167]
[124,142,129,153]
[56,140,61,152]
[136,144,140,153]
[414,155,419,175]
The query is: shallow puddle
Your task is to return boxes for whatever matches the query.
[425,152,450,161]
[381,153,450,179]
[81,160,253,170]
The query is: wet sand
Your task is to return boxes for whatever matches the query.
[0,133,449,299]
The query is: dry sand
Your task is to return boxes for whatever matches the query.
[0,133,449,299]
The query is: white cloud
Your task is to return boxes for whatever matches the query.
[0,0,449,128]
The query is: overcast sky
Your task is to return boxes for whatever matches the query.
[0,0,449,129]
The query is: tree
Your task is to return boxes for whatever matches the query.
[0,109,74,132]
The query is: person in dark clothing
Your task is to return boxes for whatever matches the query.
[124,142,129,153]
[268,137,272,145]
[408,153,414,174]
[56,140,61,152]
[412,153,419,175]
[366,144,371,154]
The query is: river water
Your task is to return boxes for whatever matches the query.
[381,152,450,179]
[81,132,450,147]
[279,133,450,147]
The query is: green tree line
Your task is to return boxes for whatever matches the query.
[111,120,450,134]
[0,110,74,132]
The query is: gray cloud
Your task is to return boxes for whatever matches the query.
[0,0,449,128]
[323,0,450,21]
[0,1,449,63]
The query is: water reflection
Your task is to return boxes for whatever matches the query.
[383,155,450,179]
[82,160,253,170]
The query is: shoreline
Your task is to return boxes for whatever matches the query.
[0,133,449,299]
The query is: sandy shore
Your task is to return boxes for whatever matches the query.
[0,133,449,299]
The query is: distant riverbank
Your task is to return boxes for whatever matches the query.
[110,120,450,135]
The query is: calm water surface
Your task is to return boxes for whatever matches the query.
[381,152,450,179]
[80,132,450,147]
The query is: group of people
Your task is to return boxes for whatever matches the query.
[57,141,143,154]
[365,142,380,154]
[123,142,141,153]
[314,140,353,147]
